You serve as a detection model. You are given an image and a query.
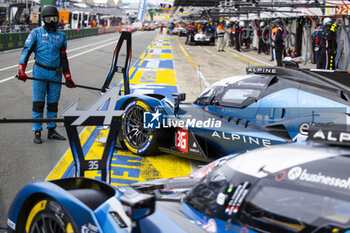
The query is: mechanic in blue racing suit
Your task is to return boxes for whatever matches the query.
[18,5,75,144]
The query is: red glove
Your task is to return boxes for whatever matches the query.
[18,64,27,82]
[64,72,76,88]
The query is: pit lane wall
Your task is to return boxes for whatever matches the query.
[0,26,121,51]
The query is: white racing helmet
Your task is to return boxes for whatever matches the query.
[323,17,332,26]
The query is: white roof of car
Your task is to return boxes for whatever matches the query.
[227,143,345,178]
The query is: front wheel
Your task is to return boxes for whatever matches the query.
[24,197,77,233]
[122,100,158,156]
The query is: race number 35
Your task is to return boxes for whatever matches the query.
[176,128,188,153]
[88,160,99,170]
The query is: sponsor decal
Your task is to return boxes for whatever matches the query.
[299,122,312,135]
[236,80,265,87]
[7,218,16,230]
[246,67,277,74]
[138,137,152,153]
[312,129,350,143]
[212,131,272,147]
[275,170,286,182]
[144,110,162,129]
[41,33,49,40]
[176,128,188,153]
[287,166,303,180]
[189,142,200,153]
[288,166,350,189]
[225,182,250,215]
[144,111,222,129]
[48,201,67,228]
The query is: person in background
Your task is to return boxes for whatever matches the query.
[160,23,164,34]
[317,17,338,70]
[270,20,278,62]
[17,5,76,144]
[258,21,267,54]
[197,22,202,32]
[223,24,231,50]
[186,22,196,44]
[235,21,243,51]
[216,21,225,51]
[168,22,174,35]
[272,19,285,66]
[229,22,235,47]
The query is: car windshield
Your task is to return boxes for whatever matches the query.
[183,160,350,232]
[241,182,350,232]
[183,160,257,221]
[221,88,261,105]
[193,85,223,106]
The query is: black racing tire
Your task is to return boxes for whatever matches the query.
[122,99,158,156]
[24,197,78,233]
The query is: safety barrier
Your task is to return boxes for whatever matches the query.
[0,32,29,51]
[0,26,120,52]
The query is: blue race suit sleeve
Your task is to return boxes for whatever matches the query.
[19,30,37,65]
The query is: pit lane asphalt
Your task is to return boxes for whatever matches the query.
[0,30,157,227]
[170,33,314,100]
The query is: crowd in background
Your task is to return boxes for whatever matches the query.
[162,17,339,70]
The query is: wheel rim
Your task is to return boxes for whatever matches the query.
[124,105,151,149]
[29,213,65,233]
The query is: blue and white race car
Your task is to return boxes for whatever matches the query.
[117,66,350,161]
[7,126,350,232]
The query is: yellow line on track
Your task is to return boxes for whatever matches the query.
[224,49,261,66]
[176,37,261,67]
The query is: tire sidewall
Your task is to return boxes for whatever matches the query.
[25,198,77,233]
[122,100,156,155]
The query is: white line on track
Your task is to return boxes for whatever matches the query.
[225,47,271,66]
[0,37,117,72]
[201,46,217,57]
[0,32,146,84]
[196,66,209,88]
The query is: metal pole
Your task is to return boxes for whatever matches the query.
[16,75,103,91]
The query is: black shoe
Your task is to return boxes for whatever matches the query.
[34,131,42,144]
[48,128,66,140]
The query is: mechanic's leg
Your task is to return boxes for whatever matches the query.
[46,72,65,140]
[317,49,326,69]
[276,49,283,66]
[32,66,47,143]
[270,43,274,61]
[217,37,223,51]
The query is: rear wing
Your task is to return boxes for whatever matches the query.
[246,66,350,94]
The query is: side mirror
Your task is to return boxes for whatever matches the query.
[172,93,186,112]
[120,193,155,220]
[173,93,186,101]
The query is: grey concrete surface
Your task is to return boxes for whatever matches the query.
[170,34,315,101]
